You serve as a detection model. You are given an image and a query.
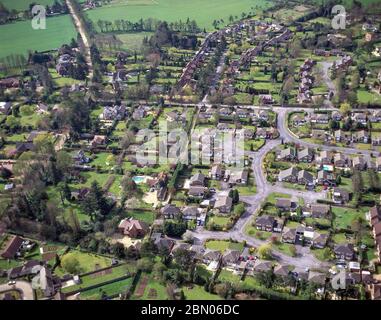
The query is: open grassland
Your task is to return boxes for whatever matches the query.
[1,0,57,11]
[86,0,271,31]
[0,15,76,59]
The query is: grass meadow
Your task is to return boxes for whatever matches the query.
[0,15,76,58]
[86,0,270,31]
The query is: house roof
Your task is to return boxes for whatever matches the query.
[308,272,326,285]
[256,215,275,226]
[222,249,241,263]
[334,243,354,255]
[273,264,289,277]
[276,198,292,208]
[253,260,272,272]
[278,167,298,180]
[161,204,181,216]
[1,236,23,259]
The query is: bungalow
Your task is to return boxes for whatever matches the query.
[188,186,207,198]
[298,148,314,163]
[229,169,248,185]
[331,111,342,122]
[219,108,231,117]
[278,167,299,183]
[118,218,148,238]
[281,227,296,244]
[273,264,290,278]
[203,249,221,265]
[312,233,329,249]
[316,170,336,186]
[210,164,224,180]
[161,204,181,219]
[310,204,330,218]
[253,260,273,273]
[334,244,355,261]
[190,173,206,186]
[259,94,274,105]
[311,114,330,124]
[298,170,315,186]
[278,148,297,162]
[236,109,249,119]
[334,153,348,168]
[332,188,350,204]
[352,130,369,144]
[214,195,233,214]
[292,115,307,126]
[276,199,292,212]
[308,272,326,286]
[316,151,333,165]
[222,250,241,269]
[370,110,381,123]
[182,206,199,223]
[352,156,367,171]
[255,215,275,232]
[334,130,351,143]
[352,113,367,125]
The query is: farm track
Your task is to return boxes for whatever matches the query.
[65,0,93,80]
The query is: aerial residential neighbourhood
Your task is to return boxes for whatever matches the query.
[1,0,381,303]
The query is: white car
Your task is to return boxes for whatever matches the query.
[7,281,16,286]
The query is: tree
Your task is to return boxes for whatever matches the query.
[173,248,194,271]
[112,242,126,259]
[137,257,153,272]
[163,220,187,237]
[121,173,137,198]
[234,203,245,216]
[257,243,273,259]
[256,270,274,288]
[81,181,110,220]
[340,102,352,116]
[61,254,81,274]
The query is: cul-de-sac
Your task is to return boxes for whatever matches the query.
[1,0,381,301]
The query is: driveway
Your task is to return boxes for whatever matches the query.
[0,280,35,300]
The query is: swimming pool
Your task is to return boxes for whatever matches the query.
[132,176,146,184]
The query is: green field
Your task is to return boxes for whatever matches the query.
[86,0,270,31]
[1,0,57,11]
[0,15,76,59]
[117,32,154,51]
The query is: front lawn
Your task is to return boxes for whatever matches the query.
[205,240,244,252]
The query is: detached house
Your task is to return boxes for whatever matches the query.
[161,204,181,219]
[334,244,355,261]
[333,188,350,205]
[317,170,336,186]
[352,156,367,171]
[278,148,297,162]
[118,218,148,238]
[210,164,224,180]
[214,195,233,214]
[190,173,206,186]
[298,148,314,163]
[298,170,315,186]
[278,167,298,183]
[256,215,275,232]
